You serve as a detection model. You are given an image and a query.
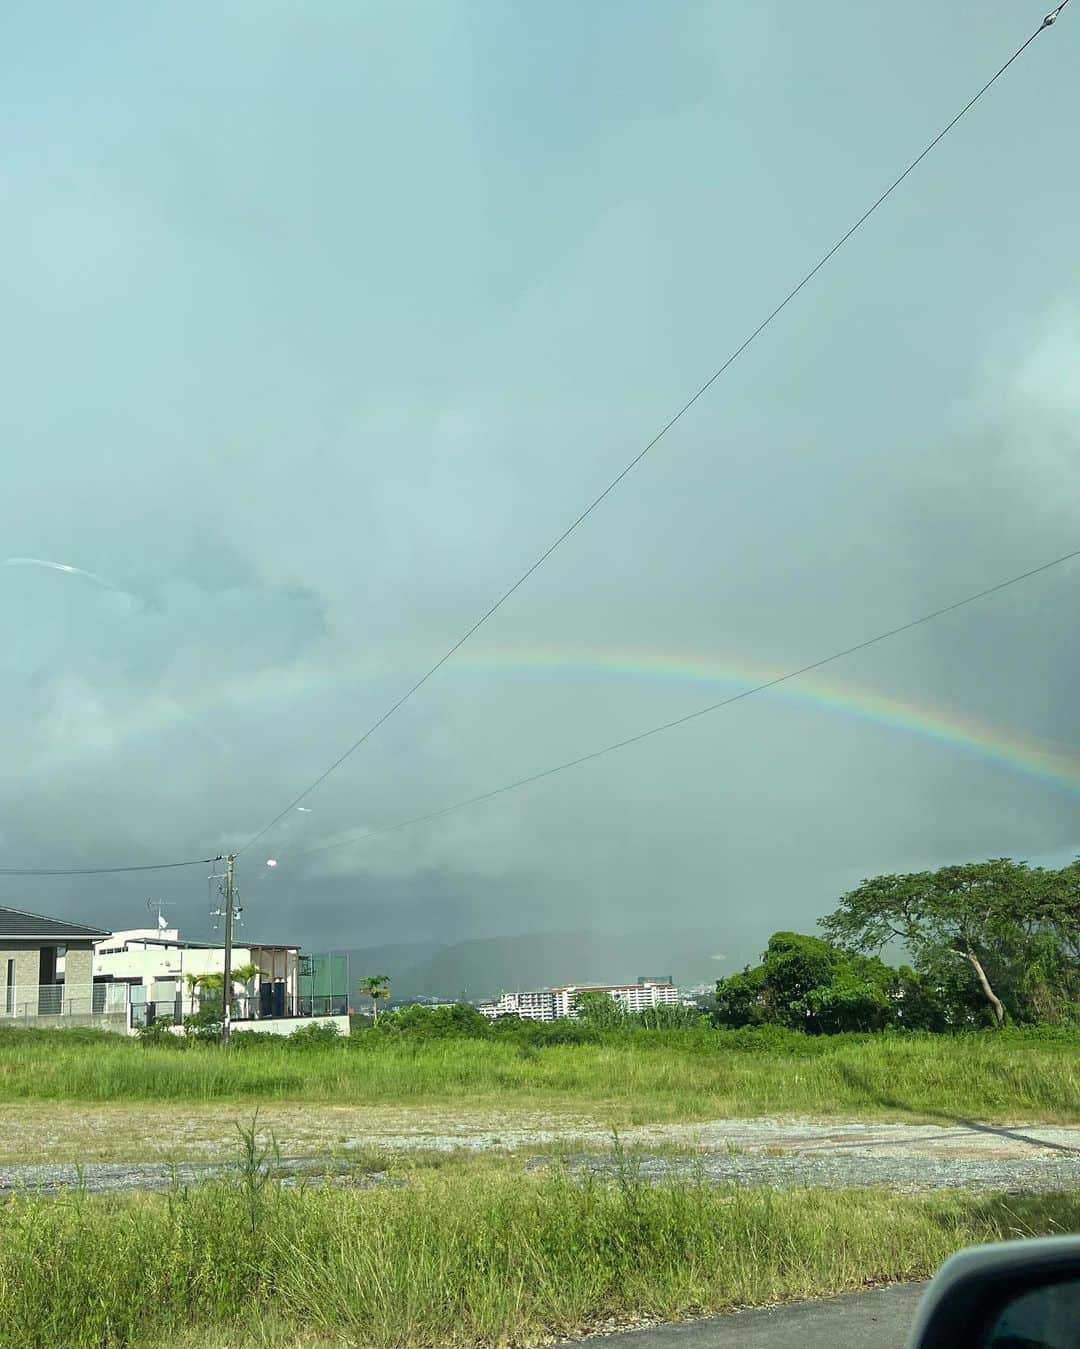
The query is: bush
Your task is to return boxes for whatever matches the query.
[134,1019,185,1049]
[286,1020,342,1048]
[489,1016,602,1047]
[183,1006,223,1043]
[372,1003,492,1039]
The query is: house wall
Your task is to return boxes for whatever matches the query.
[91,937,258,1000]
[62,944,93,987]
[0,946,44,1003]
[1,940,101,1021]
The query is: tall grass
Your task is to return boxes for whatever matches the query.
[2,1151,1078,1349]
[0,1026,1078,1120]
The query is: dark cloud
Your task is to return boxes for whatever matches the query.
[1,2,1077,977]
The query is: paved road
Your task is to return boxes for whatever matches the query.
[568,1282,927,1347]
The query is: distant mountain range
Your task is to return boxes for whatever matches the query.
[344,929,730,1002]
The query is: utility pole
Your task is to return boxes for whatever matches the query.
[222,853,235,1046]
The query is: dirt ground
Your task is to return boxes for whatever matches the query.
[3,1101,1079,1167]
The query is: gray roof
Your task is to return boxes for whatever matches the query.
[0,905,108,941]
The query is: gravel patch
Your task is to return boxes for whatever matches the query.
[0,1156,384,1197]
[532,1149,1080,1193]
[2,1116,1078,1196]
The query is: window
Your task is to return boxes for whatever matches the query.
[4,959,13,1015]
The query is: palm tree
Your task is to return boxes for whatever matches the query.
[230,962,264,1019]
[358,974,390,1023]
[184,971,201,1016]
[196,971,225,1008]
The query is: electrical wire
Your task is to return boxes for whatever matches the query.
[296,544,1080,861]
[0,856,222,877]
[236,10,1067,859]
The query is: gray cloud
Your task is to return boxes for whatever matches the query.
[1,2,1078,975]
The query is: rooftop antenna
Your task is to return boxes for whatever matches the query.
[146,895,167,933]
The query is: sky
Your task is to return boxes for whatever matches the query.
[1,1,1078,974]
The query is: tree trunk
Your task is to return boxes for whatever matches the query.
[961,946,1006,1026]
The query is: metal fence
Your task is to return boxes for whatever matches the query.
[0,982,131,1028]
[2,962,349,1032]
[252,991,348,1019]
[132,986,348,1029]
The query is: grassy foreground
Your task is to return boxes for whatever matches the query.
[2,1152,1078,1349]
[0,1026,1078,1121]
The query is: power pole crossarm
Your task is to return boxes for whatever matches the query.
[222,853,235,1046]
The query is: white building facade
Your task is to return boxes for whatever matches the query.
[83,927,303,1024]
[56,927,348,1036]
[479,979,681,1022]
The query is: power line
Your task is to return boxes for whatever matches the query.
[237,9,1067,859]
[0,856,222,877]
[296,544,1080,861]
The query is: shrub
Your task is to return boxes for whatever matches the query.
[373,1003,492,1039]
[134,1019,185,1049]
[286,1020,342,1048]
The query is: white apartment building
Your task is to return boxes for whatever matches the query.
[480,978,680,1022]
[482,989,559,1021]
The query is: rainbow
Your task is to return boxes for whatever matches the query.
[447,643,1080,797]
[31,640,1080,799]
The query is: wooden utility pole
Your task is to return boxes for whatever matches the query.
[222,853,235,1046]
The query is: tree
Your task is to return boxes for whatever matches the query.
[184,971,201,1016]
[181,973,225,1041]
[1002,859,1080,1023]
[358,974,390,1023]
[195,971,224,1003]
[230,962,265,1019]
[714,931,941,1034]
[821,859,1043,1027]
[572,990,627,1028]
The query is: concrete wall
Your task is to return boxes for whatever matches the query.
[27,1012,129,1034]
[229,1014,350,1038]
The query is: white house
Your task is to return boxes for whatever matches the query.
[56,925,349,1036]
[79,927,303,1023]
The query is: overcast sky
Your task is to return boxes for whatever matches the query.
[2,1,1078,968]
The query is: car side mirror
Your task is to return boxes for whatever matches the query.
[908,1235,1080,1348]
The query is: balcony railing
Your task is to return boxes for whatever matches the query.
[0,982,131,1024]
[1,980,348,1032]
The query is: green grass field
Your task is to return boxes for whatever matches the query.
[2,1029,1078,1345]
[2,1148,1078,1349]
[1,1026,1078,1122]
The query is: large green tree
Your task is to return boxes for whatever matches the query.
[821,859,1049,1027]
[714,931,939,1034]
[1003,858,1080,1022]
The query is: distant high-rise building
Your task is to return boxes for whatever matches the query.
[478,978,680,1021]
